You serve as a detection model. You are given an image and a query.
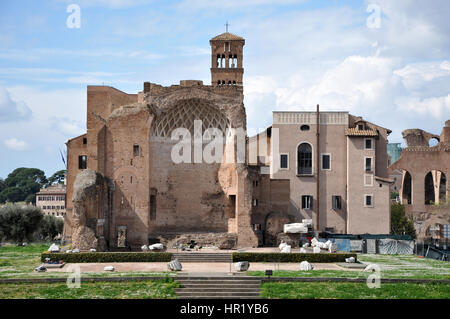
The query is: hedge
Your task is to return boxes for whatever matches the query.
[41,252,173,263]
[232,252,357,263]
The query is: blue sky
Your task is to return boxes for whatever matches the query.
[1,0,449,178]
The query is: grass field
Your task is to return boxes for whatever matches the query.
[248,254,450,280]
[0,243,173,279]
[261,281,450,299]
[1,244,449,299]
[0,279,180,299]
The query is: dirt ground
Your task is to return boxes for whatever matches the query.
[46,262,359,274]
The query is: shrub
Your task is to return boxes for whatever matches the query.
[232,252,357,263]
[0,204,43,244]
[41,252,173,263]
[38,215,64,241]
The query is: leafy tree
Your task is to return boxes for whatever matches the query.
[39,215,64,241]
[0,187,24,203]
[24,194,36,205]
[0,204,43,244]
[0,178,5,193]
[46,169,66,186]
[391,203,416,238]
[0,168,47,203]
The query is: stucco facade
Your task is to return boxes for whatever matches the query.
[268,111,392,234]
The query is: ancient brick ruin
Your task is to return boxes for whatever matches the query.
[63,32,394,251]
[389,120,450,240]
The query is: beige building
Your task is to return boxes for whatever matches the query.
[36,184,66,218]
[264,111,393,234]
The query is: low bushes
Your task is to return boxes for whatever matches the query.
[41,252,173,263]
[232,252,357,263]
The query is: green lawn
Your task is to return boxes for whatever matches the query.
[261,282,450,299]
[0,243,173,279]
[0,279,180,299]
[248,254,450,280]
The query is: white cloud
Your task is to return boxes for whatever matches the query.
[4,138,28,151]
[50,117,86,136]
[0,87,32,122]
[178,0,306,9]
[55,0,154,9]
[397,95,450,119]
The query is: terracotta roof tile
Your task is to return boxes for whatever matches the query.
[345,128,378,137]
[210,32,244,41]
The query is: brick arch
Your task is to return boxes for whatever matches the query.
[145,87,245,129]
[150,98,231,138]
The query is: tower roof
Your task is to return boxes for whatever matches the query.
[210,32,244,41]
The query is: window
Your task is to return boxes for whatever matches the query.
[302,195,313,209]
[332,196,342,210]
[365,157,372,172]
[321,154,331,170]
[358,124,364,130]
[252,199,258,207]
[280,154,289,169]
[133,144,140,157]
[365,138,373,150]
[83,137,87,145]
[78,155,87,169]
[365,194,374,207]
[297,143,312,175]
[252,180,259,187]
[300,125,310,131]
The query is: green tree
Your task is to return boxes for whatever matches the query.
[0,168,47,203]
[39,215,64,241]
[0,204,43,244]
[0,178,5,193]
[46,169,66,186]
[391,203,416,238]
[0,187,24,203]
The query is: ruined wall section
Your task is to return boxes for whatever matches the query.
[64,134,86,241]
[144,84,257,247]
[71,169,111,251]
[86,86,138,174]
[105,104,152,248]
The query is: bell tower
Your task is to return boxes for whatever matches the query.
[210,24,245,86]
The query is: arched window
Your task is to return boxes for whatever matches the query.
[221,54,225,68]
[297,143,312,175]
[229,54,233,68]
[425,172,434,205]
[233,54,237,68]
[402,171,412,205]
[217,54,221,68]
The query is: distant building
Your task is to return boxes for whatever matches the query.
[387,143,402,165]
[36,184,66,218]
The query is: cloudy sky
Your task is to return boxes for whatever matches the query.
[0,0,449,178]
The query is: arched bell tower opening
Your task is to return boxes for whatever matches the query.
[210,27,245,86]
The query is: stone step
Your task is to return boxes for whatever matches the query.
[179,284,261,288]
[175,276,262,299]
[176,288,260,293]
[177,280,261,285]
[177,291,259,298]
[178,296,261,299]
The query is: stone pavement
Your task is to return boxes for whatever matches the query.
[46,261,360,274]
